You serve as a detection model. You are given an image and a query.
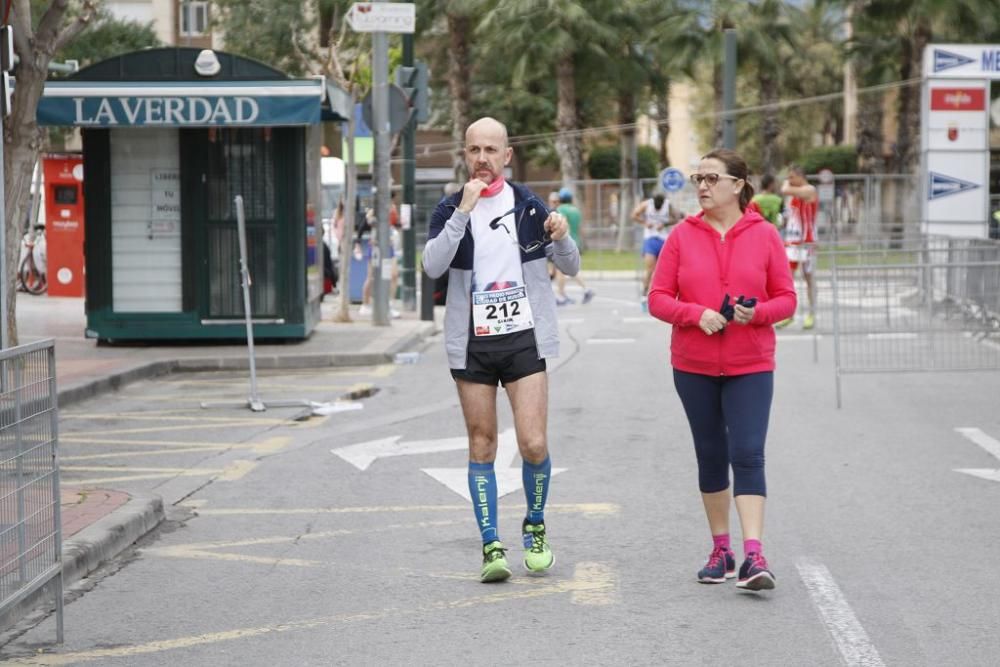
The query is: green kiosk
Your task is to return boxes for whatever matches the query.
[37,48,338,341]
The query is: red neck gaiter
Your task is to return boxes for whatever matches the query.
[480,176,506,198]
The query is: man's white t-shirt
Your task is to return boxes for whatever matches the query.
[468,183,535,338]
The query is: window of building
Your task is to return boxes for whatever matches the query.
[179,1,209,37]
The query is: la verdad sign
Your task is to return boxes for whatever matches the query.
[71,95,261,126]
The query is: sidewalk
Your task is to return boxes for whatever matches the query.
[2,293,437,635]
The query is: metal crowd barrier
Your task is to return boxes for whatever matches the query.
[0,339,62,642]
[822,237,1000,407]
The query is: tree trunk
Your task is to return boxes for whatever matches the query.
[4,56,50,347]
[656,79,670,167]
[554,54,583,200]
[759,70,781,175]
[333,94,358,323]
[894,22,929,175]
[857,85,884,173]
[447,13,472,185]
[616,90,637,253]
[713,65,724,148]
[893,21,930,233]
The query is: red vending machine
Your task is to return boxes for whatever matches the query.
[43,154,85,297]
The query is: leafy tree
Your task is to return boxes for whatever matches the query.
[587,144,659,179]
[479,0,617,200]
[5,0,98,345]
[53,8,160,69]
[849,0,1000,173]
[795,144,858,174]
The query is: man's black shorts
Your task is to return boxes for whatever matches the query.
[451,331,546,386]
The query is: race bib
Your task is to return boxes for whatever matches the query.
[472,286,534,336]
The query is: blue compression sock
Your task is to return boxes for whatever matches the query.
[522,456,551,525]
[468,462,498,544]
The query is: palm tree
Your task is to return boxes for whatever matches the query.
[479,0,617,199]
[738,0,799,174]
[5,2,97,345]
[854,0,1000,173]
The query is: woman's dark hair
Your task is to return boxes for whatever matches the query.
[760,173,776,190]
[653,193,665,208]
[701,148,755,211]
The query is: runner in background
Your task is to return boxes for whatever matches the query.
[553,188,594,306]
[751,174,783,230]
[632,193,680,311]
[778,165,818,330]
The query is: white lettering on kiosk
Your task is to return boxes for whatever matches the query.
[72,96,264,125]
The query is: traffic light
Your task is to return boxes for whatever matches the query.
[394,60,429,124]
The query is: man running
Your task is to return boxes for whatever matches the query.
[632,193,680,310]
[779,165,818,329]
[423,117,580,583]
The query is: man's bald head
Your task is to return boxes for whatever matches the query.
[466,117,509,148]
[464,117,512,185]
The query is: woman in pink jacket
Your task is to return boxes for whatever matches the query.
[649,149,796,591]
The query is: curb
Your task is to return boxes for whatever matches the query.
[0,493,164,637]
[56,321,438,409]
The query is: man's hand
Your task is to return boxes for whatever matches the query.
[544,211,568,240]
[457,179,488,214]
[699,309,728,336]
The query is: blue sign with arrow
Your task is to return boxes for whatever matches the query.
[933,49,976,73]
[928,171,980,200]
[660,167,686,192]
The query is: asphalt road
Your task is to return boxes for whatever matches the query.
[2,279,999,666]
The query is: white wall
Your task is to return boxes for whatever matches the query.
[110,128,183,312]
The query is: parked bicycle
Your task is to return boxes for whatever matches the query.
[18,225,47,295]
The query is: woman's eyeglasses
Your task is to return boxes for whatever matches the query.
[689,173,741,187]
[488,198,551,253]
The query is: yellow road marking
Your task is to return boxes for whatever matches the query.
[216,460,257,481]
[65,421,280,436]
[196,502,620,517]
[143,519,462,567]
[59,436,290,453]
[9,562,613,665]
[62,460,257,486]
[62,447,232,461]
[64,413,285,423]
[570,562,617,605]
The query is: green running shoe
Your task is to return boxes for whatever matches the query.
[522,519,554,573]
[480,541,512,583]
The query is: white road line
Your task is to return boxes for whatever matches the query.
[587,338,636,344]
[778,334,824,341]
[955,427,1000,461]
[866,333,918,340]
[797,559,885,667]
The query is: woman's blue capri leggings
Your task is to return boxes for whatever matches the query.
[672,369,773,497]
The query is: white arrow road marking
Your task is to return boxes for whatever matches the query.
[954,427,1000,482]
[797,559,885,667]
[331,434,470,471]
[421,428,567,501]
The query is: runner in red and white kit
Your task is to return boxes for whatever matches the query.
[778,165,817,330]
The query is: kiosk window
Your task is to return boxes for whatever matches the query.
[53,185,77,205]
